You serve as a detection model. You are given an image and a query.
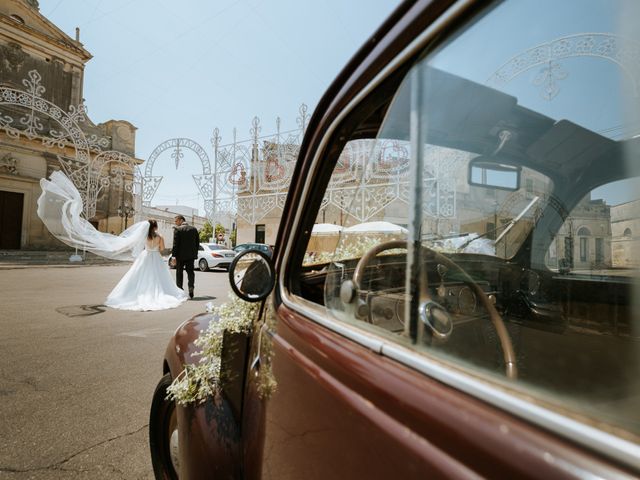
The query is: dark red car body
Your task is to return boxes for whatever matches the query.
[150,1,640,478]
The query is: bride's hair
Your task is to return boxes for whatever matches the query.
[147,219,158,239]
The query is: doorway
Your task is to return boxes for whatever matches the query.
[0,190,23,249]
[255,224,265,243]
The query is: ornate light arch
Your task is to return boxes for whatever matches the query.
[0,69,135,218]
[143,138,214,220]
[88,150,141,219]
[487,33,640,100]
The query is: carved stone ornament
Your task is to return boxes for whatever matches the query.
[1,43,26,71]
[0,154,19,175]
[25,0,39,9]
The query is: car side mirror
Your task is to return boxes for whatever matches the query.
[228,250,276,302]
[468,157,520,191]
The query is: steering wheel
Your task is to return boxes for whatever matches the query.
[345,240,517,379]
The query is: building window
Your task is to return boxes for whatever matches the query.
[255,224,265,243]
[595,237,604,264]
[580,237,588,262]
[624,227,632,237]
[576,227,590,263]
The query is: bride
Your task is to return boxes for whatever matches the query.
[37,171,188,311]
[105,219,188,311]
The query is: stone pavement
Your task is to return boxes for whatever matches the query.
[0,264,232,479]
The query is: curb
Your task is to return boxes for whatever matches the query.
[0,262,131,270]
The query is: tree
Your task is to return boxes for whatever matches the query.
[215,223,225,237]
[199,222,213,242]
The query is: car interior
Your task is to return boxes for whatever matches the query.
[292,64,640,439]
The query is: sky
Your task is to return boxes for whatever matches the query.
[427,0,640,206]
[38,0,401,212]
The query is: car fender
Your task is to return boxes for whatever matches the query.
[164,313,244,479]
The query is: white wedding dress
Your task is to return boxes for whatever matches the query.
[105,236,188,311]
[37,171,188,311]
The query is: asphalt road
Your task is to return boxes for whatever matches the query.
[0,264,232,479]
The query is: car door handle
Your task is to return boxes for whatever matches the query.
[250,322,269,372]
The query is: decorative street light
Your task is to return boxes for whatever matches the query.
[118,203,135,229]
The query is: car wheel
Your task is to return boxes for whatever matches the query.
[149,373,179,480]
[198,259,209,272]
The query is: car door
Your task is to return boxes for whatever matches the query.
[240,0,640,478]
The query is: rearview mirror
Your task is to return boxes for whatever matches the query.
[469,157,520,191]
[228,250,276,302]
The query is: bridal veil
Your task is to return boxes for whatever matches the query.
[37,171,149,261]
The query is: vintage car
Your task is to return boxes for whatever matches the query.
[149,0,640,478]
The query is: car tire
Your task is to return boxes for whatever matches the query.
[149,373,179,480]
[198,259,209,272]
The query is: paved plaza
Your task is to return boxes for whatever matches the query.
[0,264,231,479]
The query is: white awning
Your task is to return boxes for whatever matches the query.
[312,223,344,234]
[344,221,408,234]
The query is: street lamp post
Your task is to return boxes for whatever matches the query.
[117,203,135,230]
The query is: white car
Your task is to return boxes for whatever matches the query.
[196,243,236,271]
[168,243,237,271]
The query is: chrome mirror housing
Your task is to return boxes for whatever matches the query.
[228,250,276,302]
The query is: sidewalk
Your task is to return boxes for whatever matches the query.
[0,250,130,269]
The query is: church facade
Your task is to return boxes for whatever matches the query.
[0,0,141,250]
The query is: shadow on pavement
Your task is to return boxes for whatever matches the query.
[56,304,107,317]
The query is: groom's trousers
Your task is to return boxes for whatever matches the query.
[175,258,195,292]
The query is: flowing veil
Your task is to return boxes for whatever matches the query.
[37,171,149,261]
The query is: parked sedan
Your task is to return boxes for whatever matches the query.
[167,243,236,271]
[233,242,273,257]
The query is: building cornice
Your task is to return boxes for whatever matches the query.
[0,14,91,65]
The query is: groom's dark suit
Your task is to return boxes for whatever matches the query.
[172,222,199,296]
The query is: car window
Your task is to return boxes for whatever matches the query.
[296,0,640,444]
[198,245,204,251]
[207,244,223,250]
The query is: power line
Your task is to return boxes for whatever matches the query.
[46,0,65,16]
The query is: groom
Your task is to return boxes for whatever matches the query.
[172,215,199,299]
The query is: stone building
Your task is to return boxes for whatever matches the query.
[610,199,640,268]
[0,0,142,250]
[141,205,208,250]
[546,197,612,271]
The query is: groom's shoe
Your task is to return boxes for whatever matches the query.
[189,288,194,299]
